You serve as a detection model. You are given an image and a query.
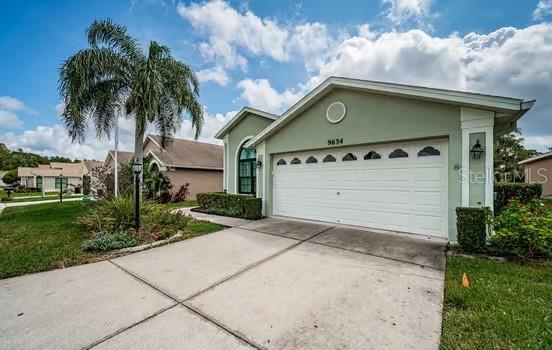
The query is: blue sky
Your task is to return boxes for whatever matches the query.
[0,0,551,160]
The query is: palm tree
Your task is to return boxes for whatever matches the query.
[58,18,203,176]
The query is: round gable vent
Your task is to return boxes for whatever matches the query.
[326,101,346,124]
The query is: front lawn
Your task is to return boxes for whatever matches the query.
[441,256,552,349]
[0,201,222,279]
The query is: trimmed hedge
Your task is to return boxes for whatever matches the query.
[494,182,542,214]
[456,207,492,252]
[196,192,262,220]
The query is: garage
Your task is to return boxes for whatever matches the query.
[272,139,448,237]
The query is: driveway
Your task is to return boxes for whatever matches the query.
[0,218,446,350]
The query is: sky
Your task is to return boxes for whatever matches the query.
[0,0,551,161]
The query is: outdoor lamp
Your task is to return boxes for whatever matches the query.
[132,163,143,174]
[255,160,263,168]
[470,139,484,160]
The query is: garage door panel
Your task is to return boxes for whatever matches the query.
[272,139,448,237]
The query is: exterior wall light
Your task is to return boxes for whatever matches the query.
[255,160,263,168]
[470,139,484,160]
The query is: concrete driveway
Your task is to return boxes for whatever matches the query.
[0,218,446,350]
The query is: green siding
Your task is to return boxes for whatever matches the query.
[225,113,274,193]
[264,88,463,241]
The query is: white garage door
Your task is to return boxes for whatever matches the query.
[272,139,448,237]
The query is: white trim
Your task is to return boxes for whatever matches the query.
[519,151,552,165]
[214,107,278,139]
[246,76,533,148]
[223,138,228,190]
[485,128,494,211]
[326,101,347,124]
[144,134,165,151]
[234,135,255,194]
[145,150,166,167]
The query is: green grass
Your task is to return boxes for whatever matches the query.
[0,202,92,279]
[441,256,552,349]
[162,199,198,210]
[0,201,223,279]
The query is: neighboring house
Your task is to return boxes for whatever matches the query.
[215,76,535,242]
[104,150,134,168]
[83,160,103,173]
[519,151,552,199]
[0,171,6,187]
[18,162,86,191]
[144,134,223,199]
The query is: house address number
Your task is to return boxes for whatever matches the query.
[327,138,344,146]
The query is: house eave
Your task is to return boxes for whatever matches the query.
[246,76,535,148]
[214,106,278,139]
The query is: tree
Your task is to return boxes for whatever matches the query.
[494,129,538,182]
[2,170,20,185]
[58,18,203,180]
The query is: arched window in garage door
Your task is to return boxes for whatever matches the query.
[389,149,408,158]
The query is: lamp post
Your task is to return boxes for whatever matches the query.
[132,162,142,231]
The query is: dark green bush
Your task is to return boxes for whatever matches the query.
[197,192,262,219]
[1,197,13,202]
[456,207,492,252]
[494,182,542,214]
[490,199,552,258]
[83,231,137,251]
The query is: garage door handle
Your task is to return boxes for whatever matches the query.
[336,192,340,195]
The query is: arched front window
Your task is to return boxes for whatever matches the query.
[238,145,256,194]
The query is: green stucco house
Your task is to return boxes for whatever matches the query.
[215,77,534,242]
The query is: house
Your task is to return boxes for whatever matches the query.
[215,76,535,242]
[519,151,552,199]
[18,162,87,192]
[104,150,134,168]
[144,134,223,199]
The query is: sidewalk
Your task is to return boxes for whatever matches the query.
[0,197,83,214]
[175,207,252,227]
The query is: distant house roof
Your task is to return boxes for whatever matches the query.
[145,134,223,170]
[519,151,552,165]
[104,150,134,166]
[83,160,104,172]
[18,162,84,178]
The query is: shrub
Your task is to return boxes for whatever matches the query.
[78,196,192,243]
[490,200,552,258]
[142,204,191,240]
[2,170,20,185]
[77,195,135,232]
[83,231,137,251]
[456,207,492,252]
[1,197,13,202]
[197,192,262,219]
[494,182,542,214]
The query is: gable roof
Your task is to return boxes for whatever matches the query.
[519,151,552,165]
[145,134,223,170]
[246,76,535,148]
[214,106,278,139]
[104,150,134,166]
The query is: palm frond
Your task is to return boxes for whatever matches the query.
[87,18,141,61]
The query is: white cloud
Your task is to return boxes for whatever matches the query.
[178,0,289,66]
[381,0,434,29]
[0,96,36,114]
[0,109,234,160]
[237,79,303,114]
[0,110,23,128]
[197,66,231,86]
[533,0,552,20]
[177,1,335,78]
